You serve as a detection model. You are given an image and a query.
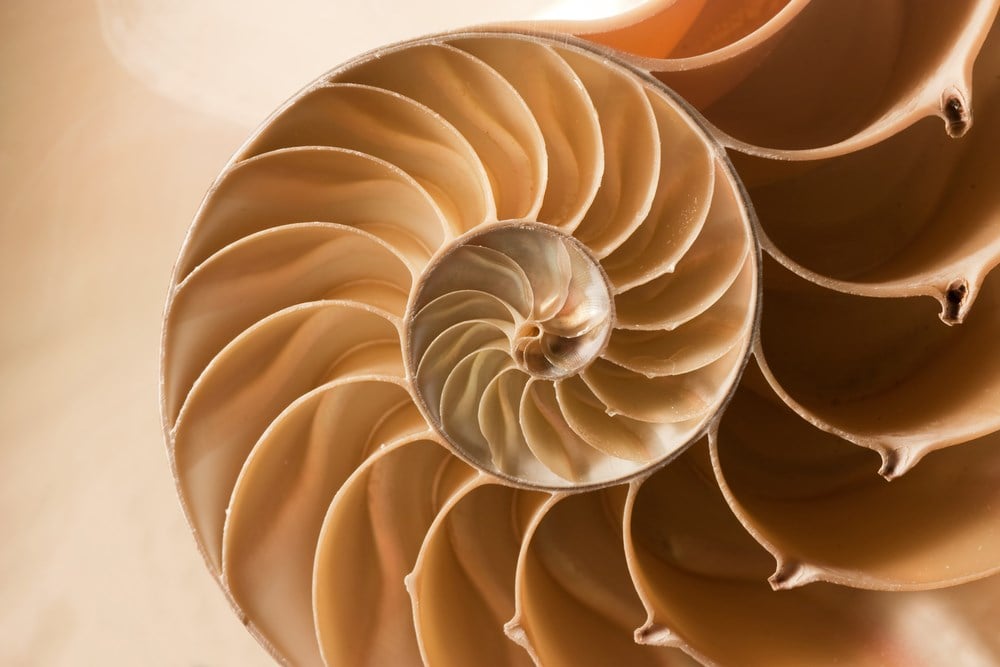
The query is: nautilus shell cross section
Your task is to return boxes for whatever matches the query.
[162,29,758,666]
[160,0,1000,662]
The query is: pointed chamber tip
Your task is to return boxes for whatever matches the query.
[940,279,970,325]
[878,446,921,480]
[503,617,529,648]
[635,620,682,647]
[769,560,821,591]
[942,93,971,138]
[504,616,542,663]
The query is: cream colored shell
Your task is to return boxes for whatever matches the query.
[163,33,756,662]
[162,5,1000,666]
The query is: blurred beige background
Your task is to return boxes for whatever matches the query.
[0,1,643,664]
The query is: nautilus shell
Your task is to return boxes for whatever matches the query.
[162,2,1000,665]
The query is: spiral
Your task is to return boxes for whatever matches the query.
[161,30,756,663]
[157,3,1000,664]
[165,32,757,498]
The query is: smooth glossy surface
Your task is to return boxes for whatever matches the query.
[159,2,1000,666]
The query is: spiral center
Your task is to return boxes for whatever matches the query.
[404,222,618,484]
[512,304,610,381]
[410,222,613,379]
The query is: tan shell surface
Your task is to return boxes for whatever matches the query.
[733,16,1000,316]
[530,0,1000,156]
[162,6,1000,667]
[163,31,758,665]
